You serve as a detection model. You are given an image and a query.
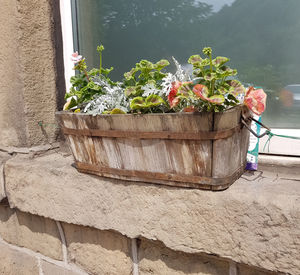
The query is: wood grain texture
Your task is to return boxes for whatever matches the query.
[56,106,249,190]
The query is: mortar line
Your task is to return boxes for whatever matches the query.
[0,155,15,200]
[56,221,68,263]
[0,235,88,275]
[131,238,139,275]
[0,162,6,199]
[37,257,45,275]
[0,143,60,155]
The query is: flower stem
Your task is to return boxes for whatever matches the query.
[99,50,102,75]
[84,70,90,82]
[209,52,213,96]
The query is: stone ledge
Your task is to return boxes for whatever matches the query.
[4,152,300,274]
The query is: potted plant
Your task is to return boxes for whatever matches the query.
[57,46,266,190]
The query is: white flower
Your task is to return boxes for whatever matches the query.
[71,52,82,64]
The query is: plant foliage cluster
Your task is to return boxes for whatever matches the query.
[64,46,247,115]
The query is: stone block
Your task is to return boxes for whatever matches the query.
[41,260,83,275]
[5,153,300,274]
[62,222,132,275]
[0,204,63,260]
[138,239,229,275]
[0,242,39,275]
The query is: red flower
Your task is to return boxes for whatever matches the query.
[168,81,182,108]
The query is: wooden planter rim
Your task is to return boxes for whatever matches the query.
[61,124,242,141]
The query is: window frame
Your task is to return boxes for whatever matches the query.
[60,0,75,93]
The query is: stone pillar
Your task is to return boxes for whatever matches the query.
[0,0,65,148]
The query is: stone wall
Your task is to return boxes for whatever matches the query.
[0,201,279,275]
[0,0,64,148]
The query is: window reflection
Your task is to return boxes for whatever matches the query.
[73,0,300,128]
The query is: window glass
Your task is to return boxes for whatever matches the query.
[72,0,300,128]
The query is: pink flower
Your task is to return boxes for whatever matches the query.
[244,87,267,115]
[71,52,82,64]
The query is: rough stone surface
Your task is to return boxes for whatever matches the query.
[41,261,83,275]
[138,238,229,275]
[0,0,62,147]
[0,0,27,147]
[0,204,63,260]
[5,153,300,274]
[0,242,39,275]
[62,222,132,275]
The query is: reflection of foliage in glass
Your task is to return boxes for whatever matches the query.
[75,0,300,125]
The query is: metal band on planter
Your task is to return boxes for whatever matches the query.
[75,161,246,191]
[61,124,242,140]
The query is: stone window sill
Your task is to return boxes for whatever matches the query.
[1,151,299,274]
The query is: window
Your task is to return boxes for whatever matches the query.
[61,0,300,156]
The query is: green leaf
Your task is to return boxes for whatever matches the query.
[145,95,165,107]
[124,68,137,80]
[88,68,100,76]
[228,80,245,96]
[188,55,203,66]
[136,60,154,71]
[212,56,229,67]
[154,59,170,71]
[110,108,126,114]
[102,67,114,76]
[207,95,225,104]
[217,66,237,78]
[200,58,210,67]
[70,74,86,86]
[204,72,217,81]
[87,81,102,91]
[217,87,228,94]
[125,86,138,97]
[130,97,147,110]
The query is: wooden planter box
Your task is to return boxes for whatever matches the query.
[56,106,250,190]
